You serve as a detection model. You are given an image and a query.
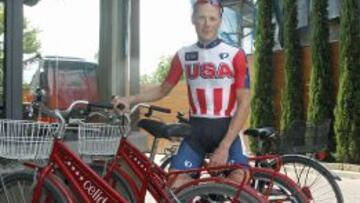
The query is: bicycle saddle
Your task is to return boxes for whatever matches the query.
[243,127,276,140]
[137,119,191,139]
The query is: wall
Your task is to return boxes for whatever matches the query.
[140,81,189,152]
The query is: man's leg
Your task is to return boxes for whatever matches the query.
[168,139,204,188]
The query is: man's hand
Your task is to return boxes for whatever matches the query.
[112,96,131,113]
[209,146,229,167]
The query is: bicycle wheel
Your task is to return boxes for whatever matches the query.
[251,168,309,203]
[89,163,137,203]
[176,183,266,203]
[0,170,70,203]
[279,155,343,203]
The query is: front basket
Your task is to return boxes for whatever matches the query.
[0,120,59,160]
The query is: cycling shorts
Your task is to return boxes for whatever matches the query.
[169,117,248,170]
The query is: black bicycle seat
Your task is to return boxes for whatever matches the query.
[243,127,276,140]
[137,119,191,140]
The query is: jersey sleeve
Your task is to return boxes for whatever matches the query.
[233,49,250,89]
[164,53,183,86]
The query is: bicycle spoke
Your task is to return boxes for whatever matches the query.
[280,155,343,203]
[18,181,27,203]
[0,175,11,203]
[314,194,337,202]
[295,163,309,185]
[307,172,324,188]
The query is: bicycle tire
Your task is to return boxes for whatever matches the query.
[279,155,343,203]
[0,170,70,203]
[89,163,137,203]
[176,183,266,203]
[251,168,309,203]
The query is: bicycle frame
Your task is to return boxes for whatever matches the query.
[99,137,249,203]
[26,138,127,203]
[159,137,312,202]
[103,137,176,202]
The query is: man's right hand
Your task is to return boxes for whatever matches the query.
[112,96,131,113]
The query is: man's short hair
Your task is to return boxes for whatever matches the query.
[193,0,224,17]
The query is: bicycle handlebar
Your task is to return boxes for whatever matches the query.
[86,101,113,109]
[33,100,90,125]
[128,103,171,116]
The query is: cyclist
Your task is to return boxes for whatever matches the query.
[113,0,250,188]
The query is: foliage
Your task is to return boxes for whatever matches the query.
[307,0,336,152]
[280,0,304,131]
[250,0,275,152]
[141,55,184,85]
[307,0,334,122]
[335,0,360,163]
[0,6,41,85]
[0,6,40,55]
[23,19,41,54]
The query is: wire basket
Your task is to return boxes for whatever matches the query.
[276,119,331,154]
[0,120,60,160]
[78,123,124,156]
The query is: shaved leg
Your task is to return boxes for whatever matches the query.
[227,168,250,184]
[168,170,194,189]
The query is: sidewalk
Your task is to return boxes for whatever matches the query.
[324,162,360,179]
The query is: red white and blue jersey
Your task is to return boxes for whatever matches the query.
[165,38,250,118]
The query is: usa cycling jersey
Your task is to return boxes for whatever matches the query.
[165,38,250,118]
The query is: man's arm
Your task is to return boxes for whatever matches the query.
[113,81,175,110]
[125,82,175,105]
[221,89,250,148]
[209,88,250,166]
[113,54,183,109]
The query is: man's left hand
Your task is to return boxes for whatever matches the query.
[209,147,229,167]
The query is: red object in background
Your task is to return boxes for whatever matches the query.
[46,60,98,110]
[315,151,327,161]
[23,56,99,121]
[38,116,57,123]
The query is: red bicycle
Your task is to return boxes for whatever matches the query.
[83,103,268,203]
[0,100,128,202]
[149,113,310,203]
[244,121,343,203]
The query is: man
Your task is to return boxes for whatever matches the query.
[113,0,250,187]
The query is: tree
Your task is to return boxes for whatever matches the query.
[335,0,360,163]
[0,6,41,85]
[307,0,335,153]
[280,0,304,131]
[141,55,184,85]
[23,18,41,54]
[0,6,41,55]
[250,0,275,152]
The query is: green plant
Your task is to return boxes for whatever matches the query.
[334,0,360,163]
[307,0,335,153]
[280,0,304,131]
[0,5,41,86]
[250,0,275,152]
[141,55,185,85]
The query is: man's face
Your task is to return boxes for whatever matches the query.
[192,3,222,44]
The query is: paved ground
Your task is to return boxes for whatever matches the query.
[337,174,360,203]
[326,163,360,203]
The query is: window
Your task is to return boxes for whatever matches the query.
[23,0,100,111]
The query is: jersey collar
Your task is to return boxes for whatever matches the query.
[196,38,222,49]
